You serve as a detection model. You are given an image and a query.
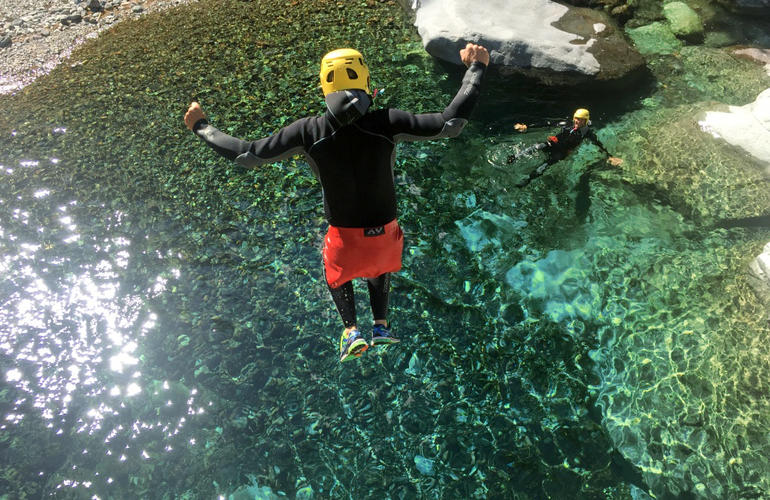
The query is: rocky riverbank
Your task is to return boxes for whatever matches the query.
[0,0,197,94]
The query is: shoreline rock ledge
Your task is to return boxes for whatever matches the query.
[399,0,645,85]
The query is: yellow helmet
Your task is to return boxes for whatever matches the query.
[573,108,590,120]
[319,48,371,96]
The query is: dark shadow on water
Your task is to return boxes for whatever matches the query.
[575,159,617,224]
[716,214,770,229]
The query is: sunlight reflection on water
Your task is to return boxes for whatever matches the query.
[0,176,214,494]
[1,218,147,427]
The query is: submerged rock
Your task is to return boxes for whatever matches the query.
[662,1,704,39]
[295,486,314,500]
[403,0,644,85]
[414,455,435,476]
[505,249,600,322]
[456,210,527,253]
[732,47,770,75]
[748,242,770,304]
[698,87,770,169]
[626,22,682,55]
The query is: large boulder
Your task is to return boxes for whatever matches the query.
[403,0,645,85]
[698,87,770,171]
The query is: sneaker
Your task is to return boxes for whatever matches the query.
[371,323,400,347]
[339,328,368,362]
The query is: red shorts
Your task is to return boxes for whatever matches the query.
[323,219,404,288]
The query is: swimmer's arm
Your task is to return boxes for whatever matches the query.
[587,129,624,166]
[184,102,306,167]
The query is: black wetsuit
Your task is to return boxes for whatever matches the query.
[507,121,611,187]
[192,61,486,328]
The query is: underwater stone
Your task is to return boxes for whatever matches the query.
[629,484,655,499]
[228,475,284,500]
[456,210,527,253]
[748,241,770,305]
[505,249,599,322]
[662,2,704,38]
[626,22,682,55]
[733,48,770,66]
[405,352,421,376]
[414,455,435,476]
[194,365,212,379]
[732,48,770,76]
[295,486,314,500]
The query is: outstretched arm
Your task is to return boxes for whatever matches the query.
[184,102,307,168]
[388,43,489,141]
[513,118,569,134]
[588,131,624,166]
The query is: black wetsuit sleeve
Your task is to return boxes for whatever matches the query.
[387,61,486,141]
[524,119,569,129]
[587,129,611,155]
[192,118,308,167]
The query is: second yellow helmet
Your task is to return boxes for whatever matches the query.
[319,48,371,96]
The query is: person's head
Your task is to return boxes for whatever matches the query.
[319,48,371,96]
[573,108,590,128]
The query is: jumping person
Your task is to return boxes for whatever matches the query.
[184,43,489,362]
[507,108,623,188]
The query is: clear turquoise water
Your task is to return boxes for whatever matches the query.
[2,1,770,498]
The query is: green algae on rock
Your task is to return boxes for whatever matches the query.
[626,22,683,55]
[662,1,705,39]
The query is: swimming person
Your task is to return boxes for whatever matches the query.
[184,43,489,362]
[507,108,623,188]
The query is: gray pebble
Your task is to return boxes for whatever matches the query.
[61,13,83,25]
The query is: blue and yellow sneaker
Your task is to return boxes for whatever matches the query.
[339,328,368,362]
[371,323,400,347]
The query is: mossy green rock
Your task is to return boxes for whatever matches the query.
[626,22,682,55]
[662,1,704,37]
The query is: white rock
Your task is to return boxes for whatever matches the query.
[413,0,600,74]
[698,88,770,168]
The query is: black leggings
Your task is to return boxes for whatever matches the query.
[326,273,391,329]
[507,143,563,188]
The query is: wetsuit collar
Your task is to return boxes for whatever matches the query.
[325,89,372,127]
[574,124,590,136]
